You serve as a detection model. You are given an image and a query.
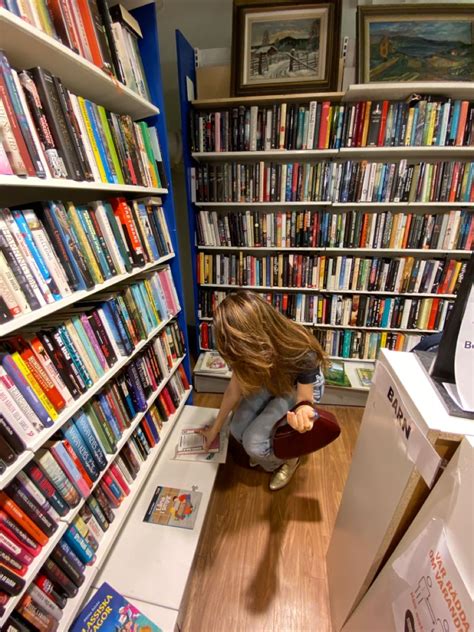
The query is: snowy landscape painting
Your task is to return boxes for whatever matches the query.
[232,1,340,96]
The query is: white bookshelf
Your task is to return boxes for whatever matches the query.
[0,366,189,627]
[196,201,474,208]
[195,201,331,207]
[58,393,197,632]
[0,8,159,119]
[199,284,455,299]
[0,254,174,338]
[191,149,338,161]
[338,146,474,159]
[0,310,181,489]
[344,81,474,102]
[197,246,470,257]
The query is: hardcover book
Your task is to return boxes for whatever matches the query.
[71,581,162,632]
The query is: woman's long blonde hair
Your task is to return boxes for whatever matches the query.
[214,291,327,396]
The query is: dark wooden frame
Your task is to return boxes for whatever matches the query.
[357,3,474,84]
[231,0,341,96]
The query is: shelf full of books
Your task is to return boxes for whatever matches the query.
[177,32,472,394]
[1,4,192,630]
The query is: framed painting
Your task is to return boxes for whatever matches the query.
[231,0,341,96]
[357,4,474,83]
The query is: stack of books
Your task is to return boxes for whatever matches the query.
[193,351,231,394]
[2,1,150,99]
[0,50,166,186]
[0,197,172,326]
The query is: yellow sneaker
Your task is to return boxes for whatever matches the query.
[269,458,300,491]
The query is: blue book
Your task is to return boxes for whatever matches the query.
[56,539,86,575]
[71,582,163,632]
[62,419,100,481]
[71,316,105,379]
[409,107,419,145]
[104,476,122,501]
[381,298,392,328]
[137,203,160,260]
[133,284,155,332]
[5,1,21,16]
[449,100,461,145]
[99,301,129,356]
[0,352,53,427]
[144,412,160,443]
[102,299,133,355]
[11,210,62,300]
[73,412,107,471]
[285,164,293,201]
[125,365,147,411]
[96,394,121,442]
[63,524,96,565]
[84,99,114,183]
[116,375,137,419]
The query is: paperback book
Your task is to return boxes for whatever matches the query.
[71,581,162,632]
[356,367,374,388]
[177,427,220,455]
[325,361,351,387]
[143,486,202,530]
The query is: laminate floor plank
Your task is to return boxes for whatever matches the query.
[181,394,363,632]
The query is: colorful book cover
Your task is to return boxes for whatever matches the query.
[177,428,220,455]
[143,486,202,530]
[324,361,351,387]
[71,582,163,632]
[356,367,374,388]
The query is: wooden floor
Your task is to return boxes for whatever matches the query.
[180,393,363,632]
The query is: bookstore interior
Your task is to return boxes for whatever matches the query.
[0,0,472,630]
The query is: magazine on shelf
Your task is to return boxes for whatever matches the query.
[356,367,375,388]
[70,582,162,631]
[177,427,220,454]
[143,486,202,530]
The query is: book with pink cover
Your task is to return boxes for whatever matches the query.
[0,141,13,175]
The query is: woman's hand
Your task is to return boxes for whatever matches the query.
[197,425,219,451]
[287,405,315,433]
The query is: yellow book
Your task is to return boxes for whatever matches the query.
[418,299,432,329]
[361,100,372,147]
[448,261,463,294]
[319,256,326,288]
[426,104,438,146]
[325,106,333,149]
[11,352,58,420]
[278,253,284,287]
[404,108,415,145]
[143,279,161,325]
[388,213,400,249]
[198,252,204,284]
[380,331,388,349]
[66,203,104,285]
[77,96,107,183]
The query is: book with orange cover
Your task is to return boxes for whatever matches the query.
[0,492,49,547]
[110,197,145,267]
[76,0,105,68]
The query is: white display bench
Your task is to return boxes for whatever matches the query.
[87,405,220,631]
[326,349,474,631]
[343,435,474,631]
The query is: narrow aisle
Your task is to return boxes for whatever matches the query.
[181,394,362,632]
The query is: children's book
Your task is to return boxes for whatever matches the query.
[143,486,202,530]
[176,427,220,455]
[71,581,163,631]
[324,361,351,387]
[356,367,374,387]
[194,351,230,375]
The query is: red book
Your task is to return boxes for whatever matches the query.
[162,388,176,414]
[8,337,66,412]
[111,197,145,267]
[62,440,93,489]
[200,322,209,349]
[448,163,461,202]
[465,216,474,250]
[291,163,299,200]
[46,0,81,54]
[401,214,413,249]
[178,365,190,390]
[103,390,126,433]
[377,101,390,146]
[0,510,40,558]
[438,260,455,295]
[354,102,367,148]
[318,102,330,149]
[0,74,35,176]
[455,101,469,146]
[108,463,130,496]
[427,299,440,330]
[139,419,156,449]
[76,0,104,68]
[0,526,34,566]
[0,493,48,547]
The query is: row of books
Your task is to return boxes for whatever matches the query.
[190,98,474,153]
[313,328,421,361]
[196,209,473,252]
[0,316,185,465]
[0,268,180,455]
[196,253,464,296]
[191,160,474,203]
[2,368,189,627]
[2,1,150,100]
[0,52,166,186]
[199,319,422,361]
[196,287,451,332]
[0,197,173,326]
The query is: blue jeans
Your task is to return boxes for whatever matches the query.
[230,390,296,472]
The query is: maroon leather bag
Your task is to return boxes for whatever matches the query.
[272,400,341,459]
